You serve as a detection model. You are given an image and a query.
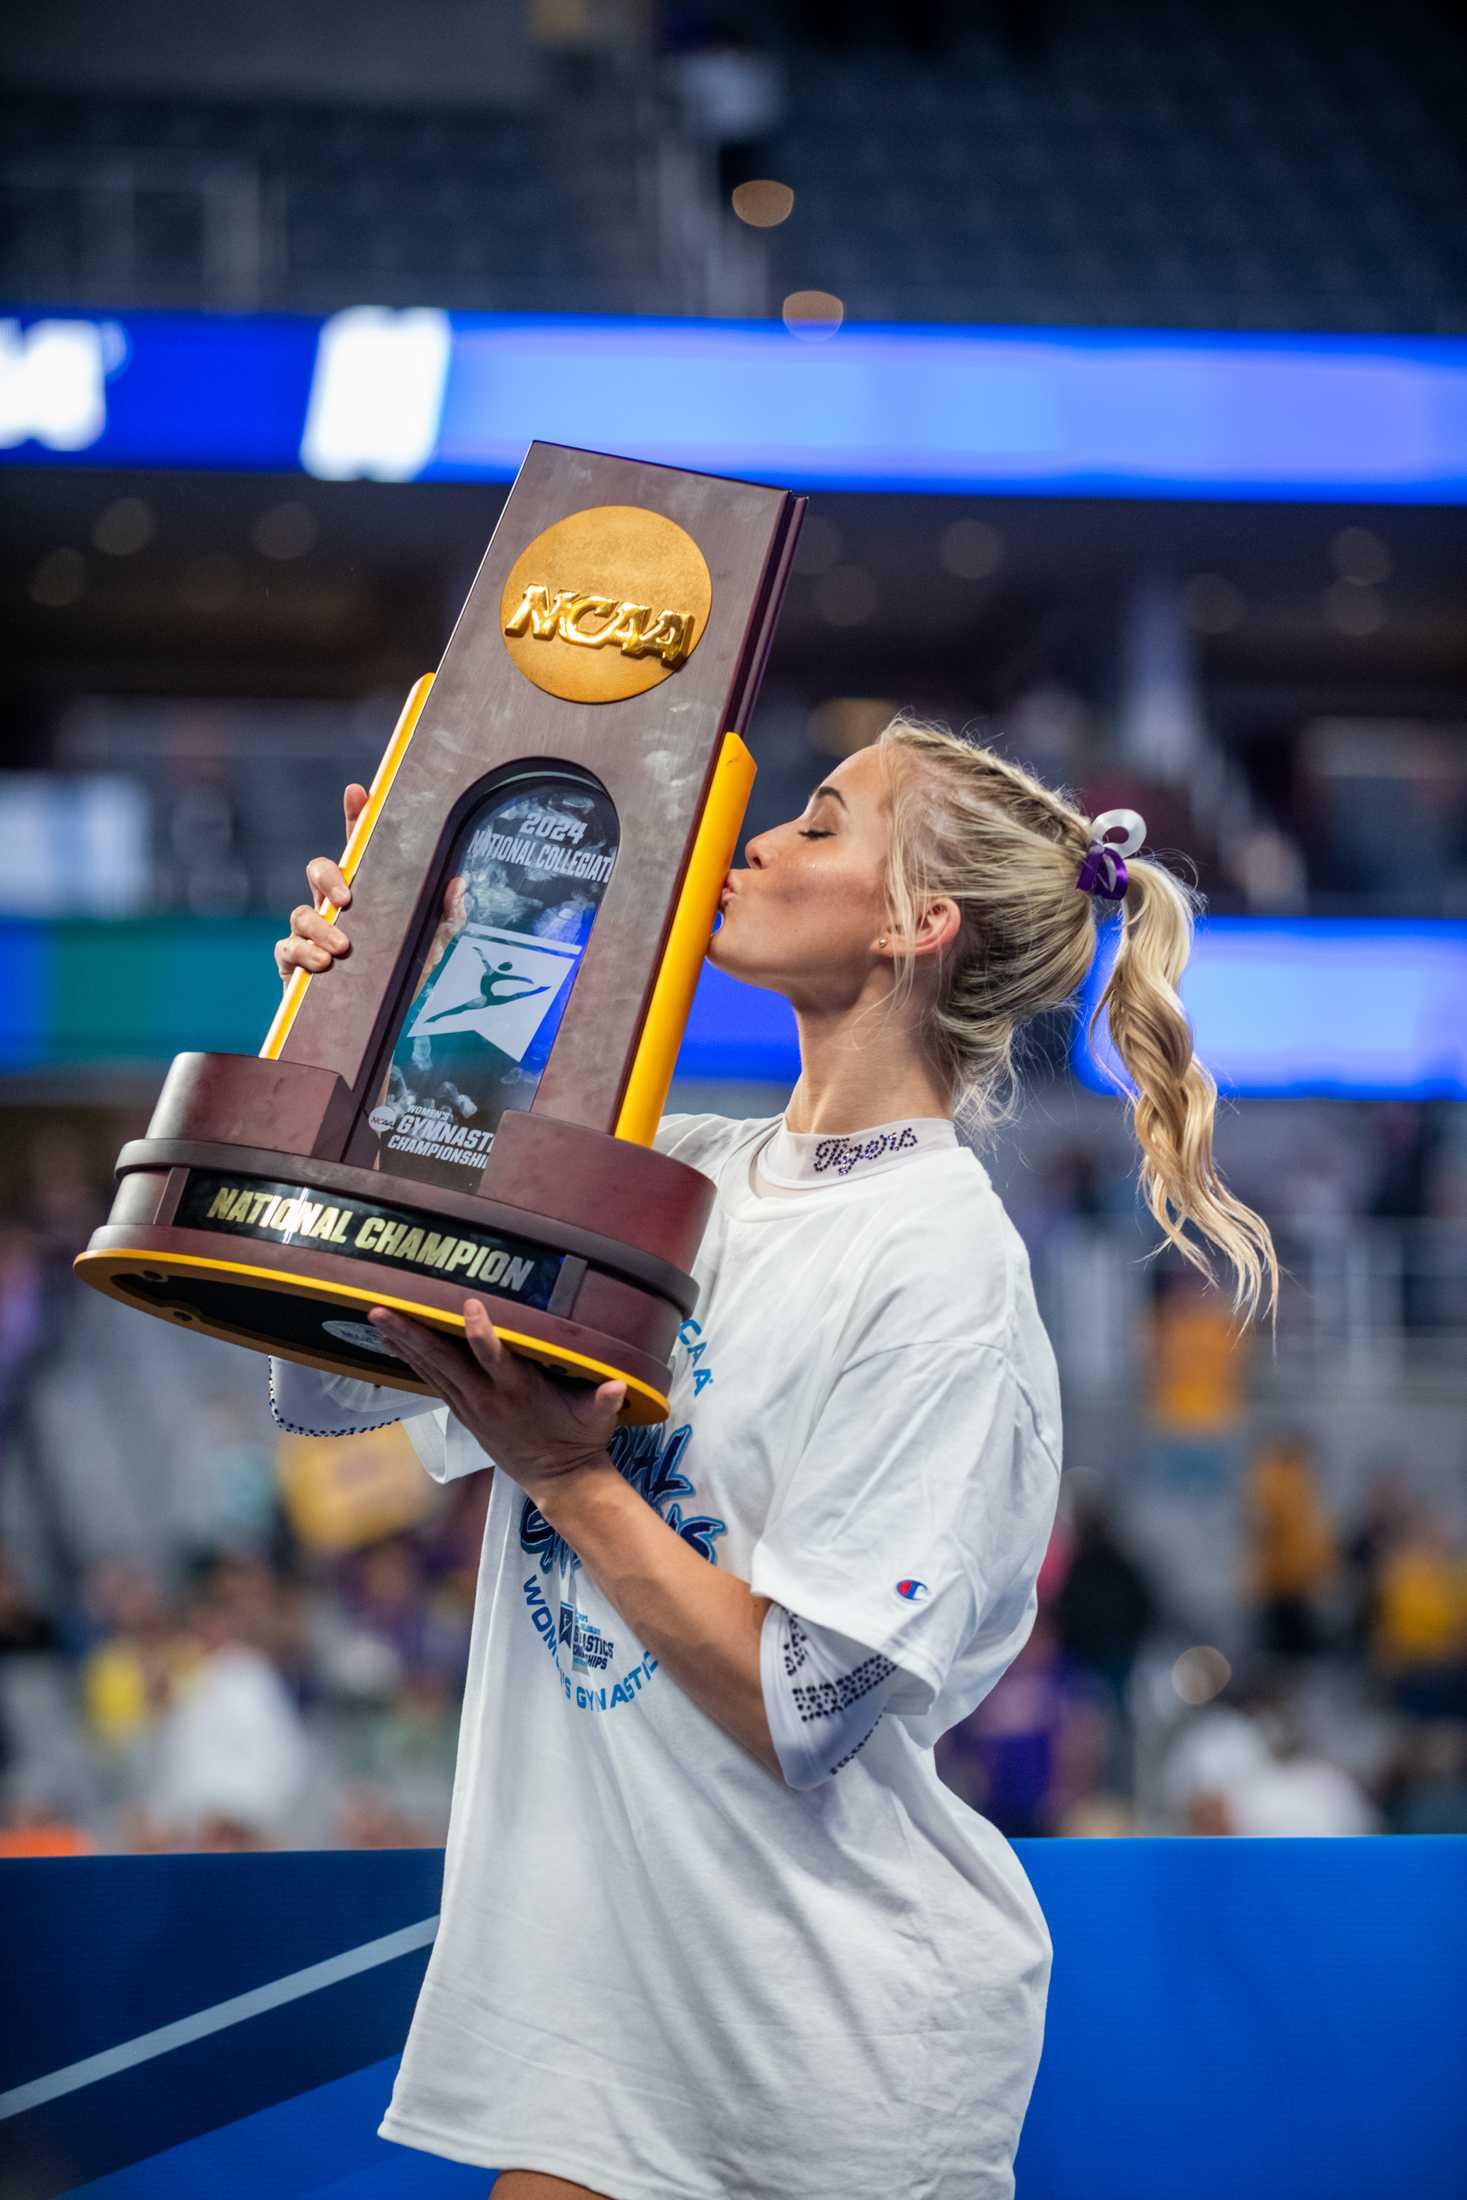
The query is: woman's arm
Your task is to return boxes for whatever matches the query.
[539,1466,782,1780]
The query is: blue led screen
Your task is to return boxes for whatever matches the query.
[3,307,1466,500]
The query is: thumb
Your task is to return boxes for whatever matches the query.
[598,1380,628,1413]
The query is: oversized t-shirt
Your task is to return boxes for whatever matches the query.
[281,1111,1064,2199]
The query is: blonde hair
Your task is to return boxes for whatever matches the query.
[866,712,1281,1346]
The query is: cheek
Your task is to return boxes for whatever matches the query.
[787,862,879,943]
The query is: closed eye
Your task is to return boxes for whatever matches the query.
[799,829,832,840]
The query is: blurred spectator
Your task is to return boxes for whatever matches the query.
[1051,1479,1158,1728]
[1364,1102,1448,1215]
[338,1663,461,1844]
[1144,1265,1249,1499]
[1158,1687,1274,1835]
[313,1535,467,1708]
[1368,1509,1467,1721]
[142,1568,315,1847]
[414,1467,494,1617]
[79,1558,201,1758]
[17,1125,108,1295]
[1242,1432,1338,1661]
[0,1540,57,1662]
[937,1611,1108,1837]
[174,1393,283,1566]
[0,1539,60,1788]
[1213,1691,1381,1837]
[0,1224,47,1429]
[1385,1723,1467,1835]
[1339,1464,1420,1662]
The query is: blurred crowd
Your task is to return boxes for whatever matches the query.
[0,1427,491,1855]
[937,1441,1467,1841]
[0,1106,1464,1855]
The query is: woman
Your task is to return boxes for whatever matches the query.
[271,715,1278,2200]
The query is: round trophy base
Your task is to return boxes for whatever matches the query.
[75,1236,674,1426]
[75,1091,719,1430]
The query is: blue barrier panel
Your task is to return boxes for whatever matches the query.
[2,1840,1463,2199]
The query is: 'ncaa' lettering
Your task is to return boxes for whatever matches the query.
[503,583,695,668]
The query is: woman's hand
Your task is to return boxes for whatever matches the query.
[274,782,368,987]
[274,779,465,989]
[368,1297,627,1511]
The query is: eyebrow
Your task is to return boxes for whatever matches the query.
[811,785,849,812]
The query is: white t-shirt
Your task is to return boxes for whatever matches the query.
[280,1110,1064,2198]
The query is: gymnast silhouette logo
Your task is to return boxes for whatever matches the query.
[420,941,551,1024]
[404,924,582,1064]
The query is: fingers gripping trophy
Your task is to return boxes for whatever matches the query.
[75,443,806,1427]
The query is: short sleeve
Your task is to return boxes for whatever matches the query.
[652,1112,700,1152]
[403,1404,479,1486]
[268,1356,432,1437]
[749,1338,1059,1721]
[267,1359,476,1488]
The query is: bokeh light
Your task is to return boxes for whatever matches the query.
[813,563,878,625]
[782,289,844,341]
[806,697,899,755]
[252,501,319,560]
[1171,1647,1233,1706]
[1330,525,1392,586]
[91,496,157,557]
[28,547,86,607]
[1325,578,1386,634]
[731,180,795,228]
[1182,573,1247,632]
[180,553,244,614]
[938,517,1004,580]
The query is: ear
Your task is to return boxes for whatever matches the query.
[911,896,962,960]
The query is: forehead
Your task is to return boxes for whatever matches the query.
[817,744,893,809]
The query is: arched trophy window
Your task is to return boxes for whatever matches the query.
[346,764,619,1189]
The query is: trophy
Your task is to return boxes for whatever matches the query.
[74,442,806,1425]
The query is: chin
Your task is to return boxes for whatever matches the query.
[706,917,786,994]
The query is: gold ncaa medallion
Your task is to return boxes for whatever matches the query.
[500,504,713,703]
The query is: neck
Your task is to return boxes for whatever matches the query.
[783,1032,953,1138]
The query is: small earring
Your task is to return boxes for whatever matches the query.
[878,935,888,947]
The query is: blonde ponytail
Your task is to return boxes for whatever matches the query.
[1088,851,1281,1347]
[872,713,1282,1345]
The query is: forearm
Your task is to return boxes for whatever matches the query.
[539,1462,782,1782]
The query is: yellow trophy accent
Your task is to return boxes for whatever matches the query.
[615,729,756,1147]
[259,671,435,1063]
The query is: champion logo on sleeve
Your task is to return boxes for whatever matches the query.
[894,1579,930,1601]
